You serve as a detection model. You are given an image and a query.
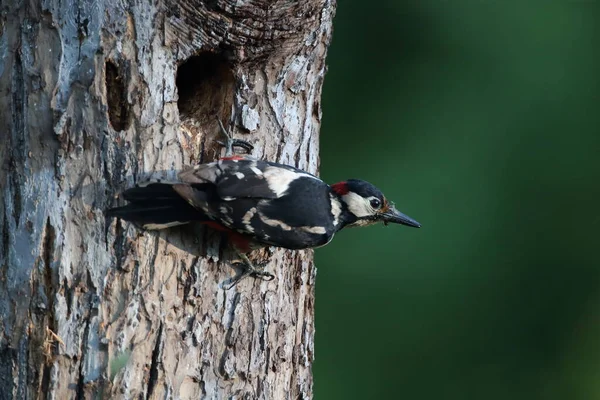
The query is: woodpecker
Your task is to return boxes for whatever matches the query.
[107,121,421,288]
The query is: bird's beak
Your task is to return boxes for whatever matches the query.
[381,207,421,228]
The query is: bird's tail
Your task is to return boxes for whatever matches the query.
[106,183,203,229]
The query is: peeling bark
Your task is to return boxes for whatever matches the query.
[0,0,336,398]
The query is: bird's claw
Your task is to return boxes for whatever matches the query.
[251,270,275,282]
[225,273,249,290]
[226,259,273,289]
[216,118,253,157]
[216,138,254,155]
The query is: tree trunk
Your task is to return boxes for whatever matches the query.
[0,0,335,398]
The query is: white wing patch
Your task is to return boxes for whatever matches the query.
[178,162,220,184]
[259,212,293,230]
[300,226,327,234]
[262,167,319,197]
[242,207,258,233]
[250,166,263,176]
[258,212,326,234]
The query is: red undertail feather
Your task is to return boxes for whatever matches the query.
[220,155,246,161]
[202,221,252,253]
[202,221,230,232]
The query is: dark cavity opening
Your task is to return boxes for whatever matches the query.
[105,60,131,131]
[176,52,235,122]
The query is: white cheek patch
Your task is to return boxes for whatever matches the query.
[342,192,374,218]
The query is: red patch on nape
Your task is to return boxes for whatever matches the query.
[331,182,349,195]
[220,155,246,161]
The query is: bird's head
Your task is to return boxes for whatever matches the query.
[331,179,421,229]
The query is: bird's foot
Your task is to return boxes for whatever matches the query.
[225,254,274,289]
[216,119,254,157]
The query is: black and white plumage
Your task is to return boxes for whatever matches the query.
[107,136,421,288]
[176,157,339,249]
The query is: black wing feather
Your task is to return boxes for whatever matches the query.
[216,174,277,199]
[179,158,317,200]
[106,183,205,227]
[258,177,333,227]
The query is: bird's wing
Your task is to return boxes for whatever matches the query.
[178,158,320,200]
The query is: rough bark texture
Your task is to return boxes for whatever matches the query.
[0,0,335,398]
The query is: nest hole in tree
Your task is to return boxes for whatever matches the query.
[105,60,131,131]
[176,52,235,123]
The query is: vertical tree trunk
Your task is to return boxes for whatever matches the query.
[0,0,335,398]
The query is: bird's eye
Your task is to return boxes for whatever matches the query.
[370,198,381,209]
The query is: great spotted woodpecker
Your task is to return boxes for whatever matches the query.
[107,121,421,288]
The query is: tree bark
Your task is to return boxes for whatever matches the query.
[0,0,335,398]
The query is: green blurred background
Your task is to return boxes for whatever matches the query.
[315,2,599,399]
